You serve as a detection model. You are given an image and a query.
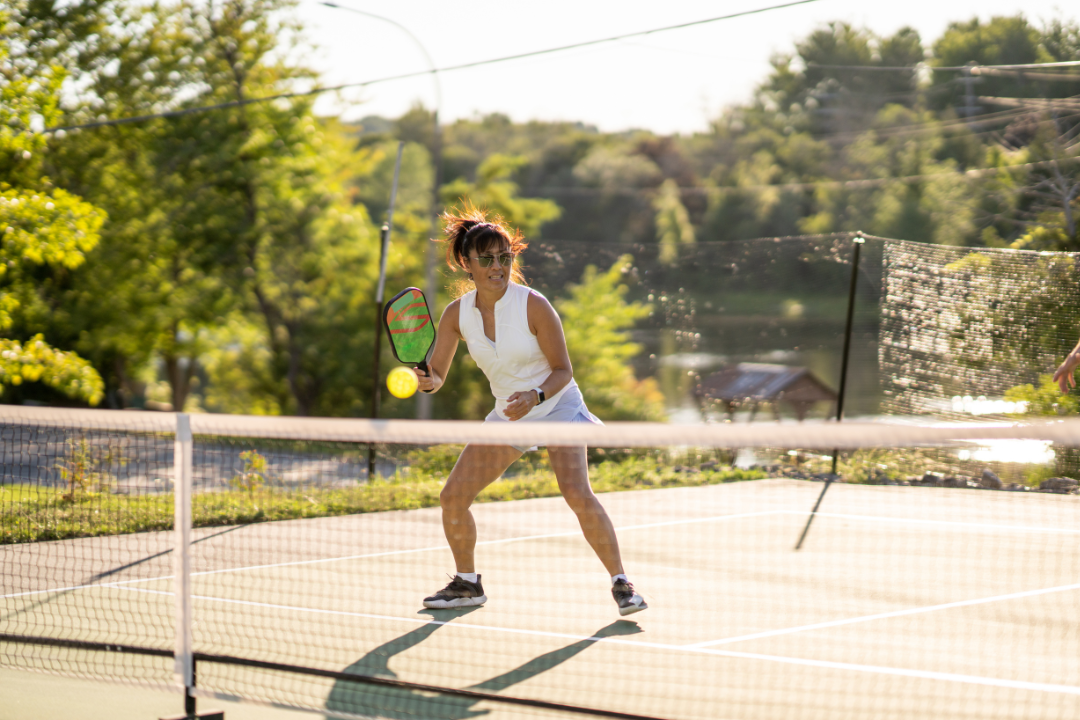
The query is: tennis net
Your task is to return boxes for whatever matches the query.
[3,405,1080,720]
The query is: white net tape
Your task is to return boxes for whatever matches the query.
[5,404,1080,449]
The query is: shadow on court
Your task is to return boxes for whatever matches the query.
[0,525,244,626]
[325,611,643,720]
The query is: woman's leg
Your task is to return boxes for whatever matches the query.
[547,445,624,577]
[441,443,523,572]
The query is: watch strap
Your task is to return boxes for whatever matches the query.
[533,387,546,405]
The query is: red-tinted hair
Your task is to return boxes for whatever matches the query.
[442,203,528,297]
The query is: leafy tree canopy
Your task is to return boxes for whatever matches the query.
[0,16,105,404]
[556,255,665,422]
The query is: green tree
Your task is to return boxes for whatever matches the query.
[930,15,1044,110]
[700,128,829,241]
[758,23,925,136]
[797,104,982,243]
[38,0,238,410]
[1005,375,1080,416]
[188,0,382,415]
[556,256,665,422]
[441,154,560,238]
[0,15,105,404]
[653,179,695,263]
[43,0,389,416]
[80,0,383,417]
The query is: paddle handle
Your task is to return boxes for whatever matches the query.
[417,359,431,392]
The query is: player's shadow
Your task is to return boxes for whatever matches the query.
[324,611,642,720]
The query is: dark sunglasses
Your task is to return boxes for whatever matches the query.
[472,253,515,268]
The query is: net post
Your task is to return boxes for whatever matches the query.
[796,232,864,551]
[831,231,864,474]
[173,413,194,704]
[184,671,196,717]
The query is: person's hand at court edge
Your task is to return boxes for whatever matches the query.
[1053,345,1080,393]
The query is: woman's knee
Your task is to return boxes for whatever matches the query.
[440,480,476,512]
[559,482,598,513]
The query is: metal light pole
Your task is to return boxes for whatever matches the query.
[319,3,443,419]
[369,142,404,479]
[419,112,443,420]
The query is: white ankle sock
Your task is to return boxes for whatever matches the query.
[456,572,478,583]
[611,574,628,586]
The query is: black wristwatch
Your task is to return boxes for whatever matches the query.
[533,387,546,405]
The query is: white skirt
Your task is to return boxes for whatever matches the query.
[482,383,603,452]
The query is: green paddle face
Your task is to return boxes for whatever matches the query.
[383,287,435,370]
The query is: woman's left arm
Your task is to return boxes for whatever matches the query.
[503,292,573,420]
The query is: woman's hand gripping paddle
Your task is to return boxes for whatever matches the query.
[383,287,436,393]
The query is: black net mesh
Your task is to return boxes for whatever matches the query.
[4,409,1080,720]
[521,233,883,423]
[0,411,176,690]
[879,237,1080,420]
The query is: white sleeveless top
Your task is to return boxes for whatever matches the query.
[458,283,575,421]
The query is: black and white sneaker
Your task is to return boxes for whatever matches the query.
[612,579,647,616]
[423,575,487,609]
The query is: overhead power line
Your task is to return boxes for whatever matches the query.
[970,67,1080,81]
[808,60,1080,72]
[980,60,1080,70]
[809,106,1033,143]
[979,96,1080,110]
[47,0,822,133]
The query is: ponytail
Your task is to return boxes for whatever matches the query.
[441,202,529,297]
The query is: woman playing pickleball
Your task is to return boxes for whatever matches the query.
[413,206,647,616]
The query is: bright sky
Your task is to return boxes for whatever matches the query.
[293,0,1077,135]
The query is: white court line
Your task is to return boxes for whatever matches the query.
[0,510,781,600]
[115,585,1080,697]
[687,581,1080,648]
[185,509,783,580]
[695,647,1080,696]
[784,510,1080,535]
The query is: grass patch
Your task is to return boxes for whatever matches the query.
[1,485,174,544]
[1,459,765,545]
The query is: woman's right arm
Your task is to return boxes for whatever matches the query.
[416,300,461,394]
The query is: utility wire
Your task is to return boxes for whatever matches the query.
[318,1,441,110]
[808,60,1080,72]
[807,105,1047,143]
[972,67,1080,81]
[46,0,822,133]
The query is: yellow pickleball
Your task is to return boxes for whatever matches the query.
[387,366,419,399]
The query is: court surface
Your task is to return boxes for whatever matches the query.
[3,478,1080,719]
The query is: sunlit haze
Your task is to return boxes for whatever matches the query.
[294,0,1075,134]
